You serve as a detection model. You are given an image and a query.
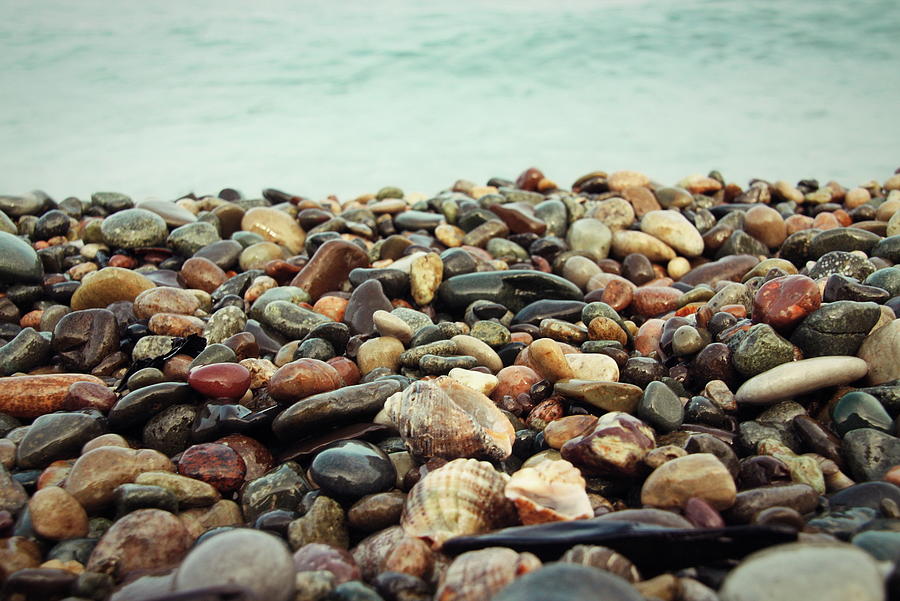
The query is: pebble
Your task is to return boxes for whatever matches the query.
[493,563,644,601]
[735,356,869,405]
[2,169,899,595]
[719,543,884,601]
[310,440,396,499]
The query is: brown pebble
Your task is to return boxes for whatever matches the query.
[28,486,89,540]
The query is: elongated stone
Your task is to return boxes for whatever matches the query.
[0,374,105,418]
[437,271,583,313]
[735,357,868,405]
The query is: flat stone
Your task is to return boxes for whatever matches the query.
[641,453,736,510]
[640,210,704,257]
[16,412,105,468]
[100,208,168,249]
[437,270,583,313]
[735,357,868,405]
[719,542,884,601]
[790,301,881,357]
[554,381,643,413]
[843,428,900,482]
[637,381,684,433]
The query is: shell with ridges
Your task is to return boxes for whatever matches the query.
[559,544,641,583]
[385,376,515,461]
[436,547,542,601]
[504,459,593,525]
[401,458,515,549]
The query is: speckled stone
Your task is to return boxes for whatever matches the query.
[100,208,168,249]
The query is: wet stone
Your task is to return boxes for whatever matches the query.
[843,428,900,482]
[309,440,396,499]
[142,404,199,456]
[100,208,168,249]
[241,462,313,522]
[808,250,876,281]
[113,483,179,518]
[16,411,106,468]
[730,323,794,377]
[178,443,247,494]
[0,327,52,376]
[789,300,881,357]
[832,391,893,437]
[637,381,684,433]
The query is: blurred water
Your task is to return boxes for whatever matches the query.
[2,0,899,200]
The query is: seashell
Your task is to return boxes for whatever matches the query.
[559,544,641,583]
[351,525,445,585]
[401,458,515,549]
[384,376,515,461]
[436,547,542,601]
[504,459,593,525]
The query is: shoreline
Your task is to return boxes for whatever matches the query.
[1,166,899,600]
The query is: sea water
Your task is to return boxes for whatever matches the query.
[2,0,899,201]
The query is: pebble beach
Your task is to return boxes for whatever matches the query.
[0,167,899,601]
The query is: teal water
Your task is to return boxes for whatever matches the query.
[2,0,899,200]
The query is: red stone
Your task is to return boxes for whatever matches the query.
[188,363,251,399]
[63,381,118,412]
[752,274,821,333]
[215,434,274,482]
[631,286,682,317]
[327,356,360,387]
[515,167,545,191]
[178,443,246,494]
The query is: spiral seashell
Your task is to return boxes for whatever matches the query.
[384,376,515,461]
[436,547,542,601]
[504,459,593,525]
[559,544,641,583]
[401,458,515,549]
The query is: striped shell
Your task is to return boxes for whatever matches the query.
[504,459,593,525]
[385,376,515,461]
[559,544,641,583]
[436,547,542,601]
[401,458,515,549]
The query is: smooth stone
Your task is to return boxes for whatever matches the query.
[0,231,44,284]
[203,305,248,344]
[290,239,370,302]
[641,453,736,510]
[357,336,405,375]
[610,230,676,262]
[752,274,821,333]
[310,440,396,499]
[561,412,655,476]
[167,221,221,256]
[137,199,198,227]
[64,446,174,512]
[241,462,312,523]
[71,267,156,310]
[174,529,296,601]
[178,256,227,293]
[437,270,583,313]
[790,301,881,357]
[514,300,586,326]
[346,279,393,336]
[86,509,192,579]
[241,206,306,254]
[410,252,443,306]
[493,563,644,601]
[100,208,168,249]
[268,358,343,402]
[0,374,105,419]
[0,465,28,514]
[857,319,900,385]
[637,381,684,433]
[566,218,612,261]
[731,323,795,377]
[725,484,819,524]
[348,491,406,532]
[262,300,332,339]
[372,310,413,343]
[194,239,243,270]
[142,404,198,455]
[249,285,310,320]
[810,227,882,258]
[113,483,179,517]
[843,428,900,481]
[0,327,51,376]
[288,495,349,550]
[188,362,251,399]
[16,412,105,468]
[679,255,760,287]
[833,391,893,436]
[554,380,643,413]
[273,380,402,438]
[178,443,246,494]
[640,210,704,257]
[109,381,194,429]
[735,357,868,405]
[719,542,884,601]
[132,286,201,319]
[51,309,118,371]
[134,471,220,508]
[865,267,900,296]
[715,230,769,259]
[808,250,876,281]
[131,335,177,361]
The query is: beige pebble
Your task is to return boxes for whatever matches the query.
[29,486,89,540]
[357,336,405,375]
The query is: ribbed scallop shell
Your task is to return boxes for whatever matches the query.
[436,547,542,601]
[559,544,641,583]
[504,459,594,525]
[385,376,515,461]
[401,458,515,549]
